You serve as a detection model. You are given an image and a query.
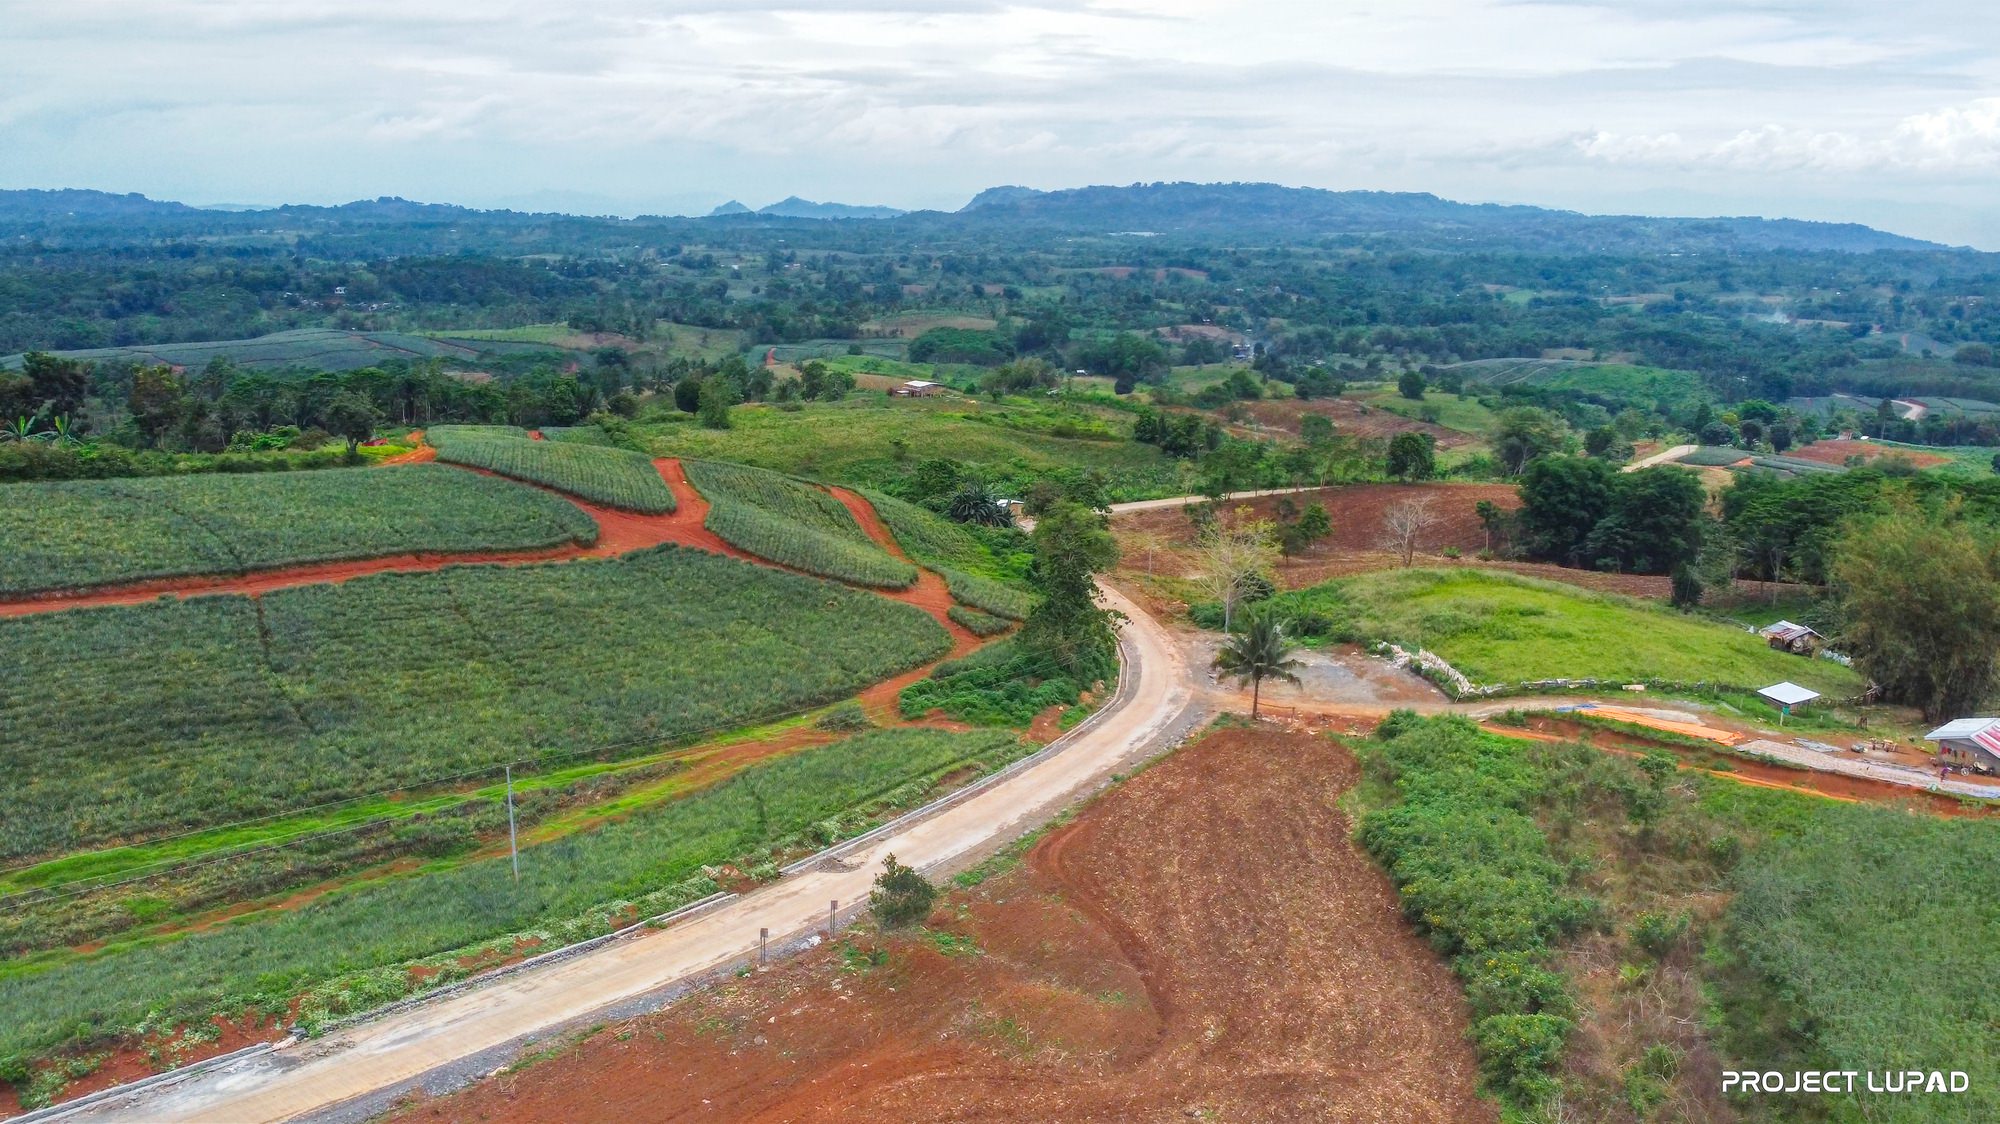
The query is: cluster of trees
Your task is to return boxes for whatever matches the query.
[1512,458,1707,579]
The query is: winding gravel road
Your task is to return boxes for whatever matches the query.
[55,583,1206,1124]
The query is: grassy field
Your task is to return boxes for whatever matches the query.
[429,426,675,512]
[0,727,1025,1080]
[0,466,597,596]
[0,545,950,860]
[684,460,917,588]
[1448,359,1705,403]
[1361,387,1500,438]
[641,396,1182,501]
[1263,568,1862,694]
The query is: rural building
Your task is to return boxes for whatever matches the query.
[1924,718,2000,774]
[1759,620,1823,655]
[892,380,943,397]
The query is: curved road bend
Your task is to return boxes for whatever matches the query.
[66,584,1204,1124]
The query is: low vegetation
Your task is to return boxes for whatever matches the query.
[859,489,1036,618]
[0,545,951,859]
[0,465,598,596]
[1355,711,2000,1124]
[684,459,916,588]
[1254,568,1862,695]
[428,425,675,512]
[0,728,1025,1084]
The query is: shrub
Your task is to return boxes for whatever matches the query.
[1630,911,1691,958]
[814,701,874,732]
[1471,1013,1570,1104]
[869,855,937,928]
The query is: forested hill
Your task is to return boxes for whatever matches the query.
[941,182,1945,253]
[0,184,1949,256]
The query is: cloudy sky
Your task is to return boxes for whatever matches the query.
[5,1,1998,245]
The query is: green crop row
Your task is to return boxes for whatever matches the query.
[857,489,1036,618]
[0,728,1023,1073]
[429,426,674,512]
[947,605,1012,637]
[0,466,598,597]
[685,459,916,588]
[0,545,951,859]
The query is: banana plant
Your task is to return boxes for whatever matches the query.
[1,416,33,443]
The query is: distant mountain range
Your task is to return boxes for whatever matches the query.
[945,182,1944,253]
[709,196,905,220]
[0,183,1958,253]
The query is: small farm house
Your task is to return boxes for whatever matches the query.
[892,380,943,397]
[1759,620,1823,655]
[1924,718,2000,774]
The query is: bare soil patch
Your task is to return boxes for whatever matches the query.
[389,726,1493,1124]
[1239,397,1474,448]
[1790,439,1949,468]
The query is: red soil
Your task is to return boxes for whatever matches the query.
[389,727,1494,1124]
[0,1008,286,1118]
[1114,483,1809,602]
[1790,439,1950,468]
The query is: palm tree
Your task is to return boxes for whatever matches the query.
[1213,613,1305,719]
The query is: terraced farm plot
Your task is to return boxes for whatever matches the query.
[685,459,917,588]
[0,546,951,859]
[859,490,1036,619]
[0,466,598,596]
[0,728,1024,1072]
[429,426,675,513]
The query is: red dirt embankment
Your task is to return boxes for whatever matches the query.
[390,727,1494,1124]
[1790,439,1950,468]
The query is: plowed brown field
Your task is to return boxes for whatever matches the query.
[388,727,1495,1124]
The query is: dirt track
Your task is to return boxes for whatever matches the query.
[387,728,1494,1124]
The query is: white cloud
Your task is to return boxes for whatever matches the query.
[0,0,1996,242]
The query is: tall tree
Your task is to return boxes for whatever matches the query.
[1193,516,1279,630]
[1213,612,1304,719]
[323,392,383,455]
[1832,507,2000,722]
[1387,431,1436,481]
[1382,495,1441,567]
[1019,502,1121,679]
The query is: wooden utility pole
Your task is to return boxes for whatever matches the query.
[506,766,519,882]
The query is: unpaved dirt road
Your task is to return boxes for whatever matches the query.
[1623,443,1695,471]
[59,584,1206,1124]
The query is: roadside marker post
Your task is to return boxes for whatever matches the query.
[829,900,838,936]
[506,766,519,882]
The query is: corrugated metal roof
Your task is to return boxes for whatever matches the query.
[1926,717,2000,741]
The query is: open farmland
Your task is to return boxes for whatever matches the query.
[0,545,951,859]
[1259,568,1862,695]
[0,328,481,373]
[641,396,1183,501]
[685,459,917,588]
[0,465,597,597]
[1448,358,1706,403]
[0,728,1025,1078]
[429,426,676,512]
